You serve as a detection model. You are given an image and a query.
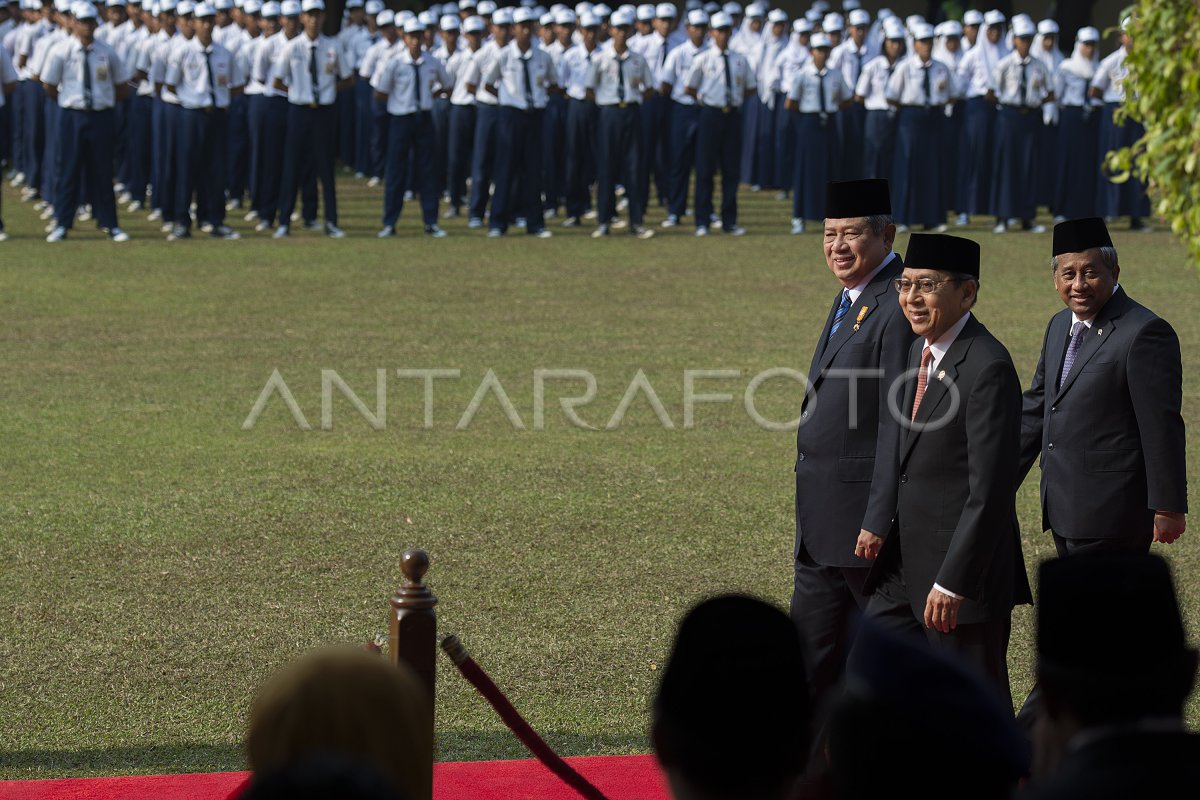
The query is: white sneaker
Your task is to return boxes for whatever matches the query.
[725,226,746,236]
[955,213,969,226]
[324,222,346,238]
[895,224,910,233]
[561,217,580,227]
[710,218,723,230]
[611,218,628,230]
[109,227,130,243]
[244,210,260,222]
[367,177,381,188]
[487,228,503,238]
[695,226,708,237]
[791,219,805,235]
[929,224,948,233]
[46,226,67,242]
[591,225,609,238]
[273,225,290,238]
[992,222,1007,234]
[633,225,655,239]
[114,182,126,193]
[291,211,300,222]
[77,206,92,222]
[200,222,214,233]
[425,225,448,238]
[117,191,133,205]
[404,190,414,201]
[20,186,38,202]
[750,184,762,192]
[147,208,162,222]
[515,216,527,228]
[1027,224,1046,234]
[128,201,143,213]
[616,197,629,212]
[378,225,397,238]
[1053,215,1066,225]
[661,215,678,228]
[40,206,55,221]
[255,220,271,232]
[0,230,8,242]
[467,217,483,228]
[161,222,173,233]
[582,209,598,220]
[532,229,553,239]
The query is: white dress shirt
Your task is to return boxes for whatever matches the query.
[483,40,557,110]
[445,46,478,106]
[0,42,17,107]
[371,47,448,115]
[464,39,502,105]
[855,54,901,110]
[254,31,292,98]
[829,38,876,94]
[660,39,705,104]
[685,46,756,109]
[886,55,955,106]
[167,37,243,109]
[788,61,850,114]
[1055,60,1099,109]
[587,46,652,106]
[42,37,131,111]
[991,52,1052,107]
[956,39,1007,99]
[636,30,670,85]
[557,42,597,101]
[274,32,352,106]
[771,41,809,95]
[1090,47,1127,104]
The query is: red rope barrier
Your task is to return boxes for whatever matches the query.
[440,635,611,800]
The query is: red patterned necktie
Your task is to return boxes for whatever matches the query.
[911,346,933,421]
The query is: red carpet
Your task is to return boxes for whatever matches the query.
[0,754,669,800]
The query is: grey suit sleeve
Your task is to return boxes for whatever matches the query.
[936,357,1022,597]
[1128,318,1188,514]
[860,306,916,537]
[1017,320,1052,485]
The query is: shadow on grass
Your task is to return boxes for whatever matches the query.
[0,732,652,780]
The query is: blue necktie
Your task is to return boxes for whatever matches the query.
[1058,321,1087,388]
[828,290,851,340]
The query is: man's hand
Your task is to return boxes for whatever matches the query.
[854,530,884,560]
[1154,511,1186,544]
[924,587,961,633]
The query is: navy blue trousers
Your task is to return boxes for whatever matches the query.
[41,97,60,204]
[1097,101,1150,218]
[957,96,994,215]
[226,94,249,204]
[772,93,794,190]
[336,86,355,167]
[990,106,1039,222]
[639,92,668,207]
[491,106,546,234]
[1053,105,1100,220]
[838,103,867,180]
[694,105,741,229]
[446,103,475,210]
[941,102,964,213]
[862,108,896,183]
[354,75,373,176]
[278,103,338,225]
[791,112,834,221]
[19,81,45,194]
[176,107,229,230]
[563,97,596,219]
[382,110,438,227]
[468,102,497,221]
[55,108,118,231]
[125,93,152,204]
[431,97,451,199]
[892,106,943,227]
[543,93,566,212]
[667,101,699,219]
[596,104,643,227]
[152,100,180,221]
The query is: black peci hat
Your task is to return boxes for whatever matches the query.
[903,233,981,278]
[825,179,891,219]
[1052,217,1114,256]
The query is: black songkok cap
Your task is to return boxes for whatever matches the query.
[825,179,891,218]
[903,233,981,278]
[1037,553,1186,680]
[1052,216,1114,256]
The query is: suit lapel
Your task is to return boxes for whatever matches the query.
[900,317,978,465]
[1044,310,1071,402]
[809,253,902,384]
[1055,288,1129,400]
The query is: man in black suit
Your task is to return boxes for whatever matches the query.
[792,178,915,720]
[1019,217,1188,554]
[862,234,1031,705]
[1022,553,1200,799]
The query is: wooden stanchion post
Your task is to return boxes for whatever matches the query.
[389,548,437,800]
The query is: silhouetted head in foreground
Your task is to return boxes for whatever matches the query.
[652,594,813,800]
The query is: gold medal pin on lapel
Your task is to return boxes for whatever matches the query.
[937,370,946,381]
[852,306,869,332]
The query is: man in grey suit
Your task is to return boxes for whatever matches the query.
[792,178,915,720]
[862,234,1032,706]
[1019,217,1188,553]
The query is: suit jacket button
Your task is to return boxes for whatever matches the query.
[900,474,907,484]
[1047,443,1055,451]
[1051,406,1057,413]
[798,453,806,461]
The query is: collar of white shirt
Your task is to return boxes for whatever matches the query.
[846,252,898,304]
[926,310,973,374]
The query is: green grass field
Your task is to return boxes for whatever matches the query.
[1,177,1197,780]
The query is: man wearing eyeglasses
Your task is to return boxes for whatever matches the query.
[862,233,1031,707]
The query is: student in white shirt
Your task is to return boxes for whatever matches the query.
[462,4,509,227]
[371,17,448,237]
[1051,26,1101,222]
[828,6,874,179]
[480,6,556,237]
[443,12,482,217]
[954,10,1008,224]
[784,32,848,233]
[658,7,706,227]
[556,9,599,226]
[270,0,353,238]
[585,7,653,238]
[164,1,242,239]
[41,1,132,242]
[854,19,904,189]
[1089,16,1149,229]
[685,10,755,236]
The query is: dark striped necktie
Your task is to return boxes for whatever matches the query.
[828,289,851,340]
[1058,321,1087,388]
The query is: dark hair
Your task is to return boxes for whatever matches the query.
[652,595,812,799]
